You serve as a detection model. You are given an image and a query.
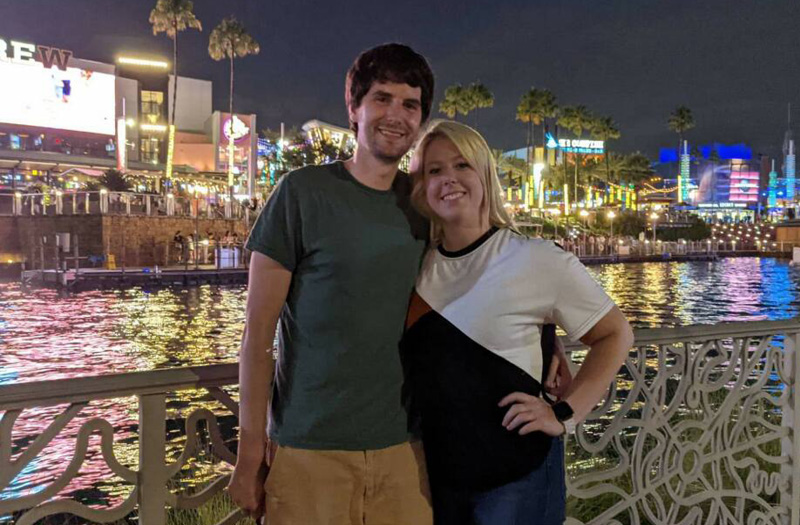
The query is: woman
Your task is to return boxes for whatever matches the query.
[402,121,633,524]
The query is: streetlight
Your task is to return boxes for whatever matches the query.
[579,209,589,248]
[650,212,659,253]
[650,212,659,242]
[551,208,561,240]
[607,210,616,255]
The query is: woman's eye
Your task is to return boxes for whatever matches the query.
[457,162,471,169]
[427,168,440,175]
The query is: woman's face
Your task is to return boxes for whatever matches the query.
[423,136,486,228]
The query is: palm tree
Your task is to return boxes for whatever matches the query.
[209,16,261,192]
[149,0,202,183]
[558,105,593,204]
[516,88,558,179]
[493,150,527,188]
[98,169,133,192]
[466,82,494,129]
[439,84,469,121]
[620,152,655,186]
[667,105,695,158]
[591,116,621,185]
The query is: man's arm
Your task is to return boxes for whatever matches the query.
[228,251,292,516]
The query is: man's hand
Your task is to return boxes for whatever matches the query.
[228,460,269,520]
[544,338,573,399]
[499,392,564,437]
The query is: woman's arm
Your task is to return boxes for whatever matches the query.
[500,306,632,436]
[562,306,632,422]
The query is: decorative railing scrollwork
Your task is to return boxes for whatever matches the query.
[1,321,799,524]
[564,319,800,525]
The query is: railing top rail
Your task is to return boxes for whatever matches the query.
[3,318,799,410]
[563,317,800,350]
[0,363,238,411]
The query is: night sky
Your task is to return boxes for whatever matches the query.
[2,0,799,159]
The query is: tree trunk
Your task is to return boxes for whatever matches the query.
[605,148,611,185]
[574,154,579,206]
[171,32,178,129]
[228,48,235,196]
[229,53,234,128]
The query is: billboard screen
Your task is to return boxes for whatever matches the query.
[0,61,115,135]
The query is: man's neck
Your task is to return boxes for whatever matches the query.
[344,148,401,191]
[441,221,492,253]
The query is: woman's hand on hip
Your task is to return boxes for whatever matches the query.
[499,392,564,437]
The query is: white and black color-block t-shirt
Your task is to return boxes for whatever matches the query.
[401,227,616,489]
[416,226,614,381]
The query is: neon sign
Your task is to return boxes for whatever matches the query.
[545,133,604,155]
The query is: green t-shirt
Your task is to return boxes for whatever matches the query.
[246,161,428,450]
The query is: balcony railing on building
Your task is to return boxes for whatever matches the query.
[0,191,249,220]
[1,318,799,524]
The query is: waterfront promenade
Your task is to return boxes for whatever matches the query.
[0,318,798,524]
[16,240,798,291]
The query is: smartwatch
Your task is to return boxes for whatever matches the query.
[552,401,577,435]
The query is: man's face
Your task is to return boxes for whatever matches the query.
[349,81,423,164]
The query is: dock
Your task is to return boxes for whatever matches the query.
[16,249,793,290]
[21,265,248,291]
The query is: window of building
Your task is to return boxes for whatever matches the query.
[140,136,161,164]
[141,91,165,124]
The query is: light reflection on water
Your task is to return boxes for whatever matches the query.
[1,257,800,511]
[586,257,800,328]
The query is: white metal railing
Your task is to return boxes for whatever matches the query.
[1,319,799,524]
[559,239,796,258]
[564,318,800,524]
[0,191,249,220]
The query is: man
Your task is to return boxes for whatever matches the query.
[228,43,435,525]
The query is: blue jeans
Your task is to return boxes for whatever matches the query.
[431,437,566,525]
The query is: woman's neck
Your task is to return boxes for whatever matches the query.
[440,221,491,252]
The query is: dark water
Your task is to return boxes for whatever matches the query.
[1,257,799,512]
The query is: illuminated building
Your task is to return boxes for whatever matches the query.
[767,160,778,208]
[679,140,690,203]
[655,143,764,221]
[783,105,795,201]
[0,36,257,195]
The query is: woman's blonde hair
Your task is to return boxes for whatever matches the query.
[410,120,516,244]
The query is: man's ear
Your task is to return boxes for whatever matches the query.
[347,102,358,127]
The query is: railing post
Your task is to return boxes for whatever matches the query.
[100,190,108,214]
[138,393,167,525]
[782,329,800,525]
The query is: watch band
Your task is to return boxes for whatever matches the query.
[552,401,577,435]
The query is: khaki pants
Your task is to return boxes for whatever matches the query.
[264,441,432,525]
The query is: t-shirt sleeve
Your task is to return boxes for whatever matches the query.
[547,244,615,342]
[245,175,302,271]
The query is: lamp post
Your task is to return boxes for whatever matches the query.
[579,209,589,254]
[607,210,616,254]
[650,212,659,253]
[551,208,561,241]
